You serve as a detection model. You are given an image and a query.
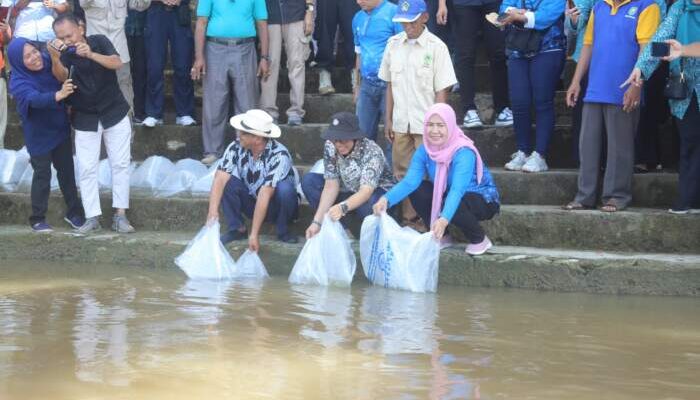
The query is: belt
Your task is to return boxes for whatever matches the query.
[206,37,255,46]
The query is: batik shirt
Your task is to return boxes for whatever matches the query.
[218,139,295,197]
[323,138,395,193]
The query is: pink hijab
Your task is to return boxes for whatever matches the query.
[423,103,484,225]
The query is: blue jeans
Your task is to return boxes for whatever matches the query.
[144,4,195,118]
[507,50,565,157]
[221,176,299,237]
[301,172,386,221]
[356,78,386,142]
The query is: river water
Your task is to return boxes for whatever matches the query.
[0,261,698,400]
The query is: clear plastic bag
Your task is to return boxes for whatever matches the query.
[191,160,221,195]
[15,164,59,193]
[359,213,440,293]
[0,148,30,190]
[309,159,325,174]
[175,221,237,280]
[97,159,138,191]
[236,250,270,279]
[289,215,356,286]
[156,158,209,198]
[130,155,175,191]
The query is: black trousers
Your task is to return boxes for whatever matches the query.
[409,181,499,243]
[635,62,671,167]
[313,0,358,70]
[676,94,700,209]
[127,33,147,121]
[29,137,84,225]
[453,3,509,113]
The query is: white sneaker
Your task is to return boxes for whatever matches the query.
[504,150,528,171]
[142,117,163,128]
[318,69,335,95]
[201,154,218,166]
[463,110,484,129]
[176,115,196,126]
[495,107,514,127]
[521,151,548,173]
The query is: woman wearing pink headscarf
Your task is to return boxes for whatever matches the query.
[373,103,500,255]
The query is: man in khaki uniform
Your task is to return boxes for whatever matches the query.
[378,0,456,226]
[80,0,151,113]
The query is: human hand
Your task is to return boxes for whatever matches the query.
[384,121,394,143]
[436,3,448,25]
[663,39,683,62]
[305,223,320,239]
[75,42,92,59]
[566,80,581,108]
[0,22,9,33]
[501,8,527,26]
[248,234,260,252]
[56,79,76,101]
[191,57,205,80]
[431,217,449,240]
[257,58,270,81]
[43,0,55,8]
[304,11,314,36]
[206,211,218,226]
[328,204,344,221]
[372,196,388,215]
[566,6,580,25]
[620,67,643,89]
[622,84,641,113]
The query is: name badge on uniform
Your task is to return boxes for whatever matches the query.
[625,6,638,19]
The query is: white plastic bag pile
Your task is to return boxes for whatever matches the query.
[156,158,208,197]
[191,160,221,195]
[129,155,174,192]
[289,215,356,286]
[98,158,138,190]
[175,221,269,281]
[0,148,30,191]
[359,213,440,293]
[15,163,60,192]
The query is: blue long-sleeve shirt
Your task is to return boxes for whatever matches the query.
[384,146,500,222]
[636,0,699,120]
[16,88,70,156]
[500,0,567,57]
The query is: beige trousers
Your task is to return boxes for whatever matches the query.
[260,20,309,120]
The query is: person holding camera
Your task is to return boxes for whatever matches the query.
[49,13,136,234]
[624,0,700,214]
[7,37,85,232]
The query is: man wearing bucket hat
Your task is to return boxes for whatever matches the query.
[301,112,395,239]
[206,109,299,251]
[378,0,457,230]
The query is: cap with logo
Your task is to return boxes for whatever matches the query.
[321,112,367,141]
[393,0,427,23]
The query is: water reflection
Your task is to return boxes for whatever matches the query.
[290,284,354,347]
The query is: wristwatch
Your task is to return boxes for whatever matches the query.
[340,202,349,216]
[312,219,322,227]
[260,54,270,61]
[306,3,314,12]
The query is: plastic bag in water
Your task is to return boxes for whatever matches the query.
[289,215,356,286]
[0,148,30,189]
[359,213,440,293]
[156,159,208,198]
[130,156,174,191]
[236,250,270,279]
[175,221,237,280]
[15,164,59,193]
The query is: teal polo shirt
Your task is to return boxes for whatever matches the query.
[583,0,660,106]
[197,0,268,39]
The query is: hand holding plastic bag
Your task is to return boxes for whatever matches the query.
[236,249,270,279]
[175,220,237,280]
[359,213,440,293]
[289,215,356,286]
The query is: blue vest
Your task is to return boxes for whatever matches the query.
[584,0,657,105]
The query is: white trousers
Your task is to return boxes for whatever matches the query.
[0,78,7,149]
[75,116,132,218]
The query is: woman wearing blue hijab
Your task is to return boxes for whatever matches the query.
[8,37,85,232]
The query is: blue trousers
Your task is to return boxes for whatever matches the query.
[507,50,565,157]
[222,176,299,237]
[301,172,386,221]
[145,4,195,119]
[356,78,386,142]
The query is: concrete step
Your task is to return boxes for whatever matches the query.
[163,60,577,97]
[1,193,698,254]
[1,225,699,296]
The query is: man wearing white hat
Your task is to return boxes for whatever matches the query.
[206,109,299,251]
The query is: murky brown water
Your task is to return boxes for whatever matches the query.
[1,261,699,400]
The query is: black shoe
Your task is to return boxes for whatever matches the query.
[277,232,299,244]
[221,229,247,244]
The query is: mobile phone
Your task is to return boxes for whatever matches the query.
[651,42,670,58]
[496,12,509,22]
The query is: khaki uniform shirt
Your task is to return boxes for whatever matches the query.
[378,28,457,135]
[79,0,151,63]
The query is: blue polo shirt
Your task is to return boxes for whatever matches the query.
[583,0,660,105]
[352,1,403,82]
[197,0,267,39]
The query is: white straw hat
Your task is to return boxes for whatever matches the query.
[229,109,281,138]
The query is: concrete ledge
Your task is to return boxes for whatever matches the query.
[1,193,698,253]
[0,226,698,296]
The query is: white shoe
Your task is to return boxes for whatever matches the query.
[176,115,196,126]
[318,69,335,95]
[463,110,484,129]
[521,151,548,173]
[142,117,163,128]
[201,154,218,166]
[504,150,528,171]
[495,107,514,127]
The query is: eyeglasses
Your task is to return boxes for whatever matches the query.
[424,123,447,129]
